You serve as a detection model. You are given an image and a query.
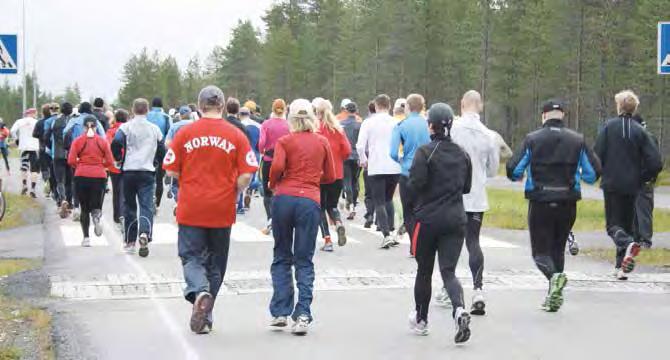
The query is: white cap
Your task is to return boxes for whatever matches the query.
[168,108,176,117]
[340,98,352,109]
[394,98,407,110]
[289,99,315,118]
[312,97,325,109]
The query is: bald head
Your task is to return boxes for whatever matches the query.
[461,90,483,114]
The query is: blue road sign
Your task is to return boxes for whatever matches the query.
[659,22,670,75]
[0,35,18,74]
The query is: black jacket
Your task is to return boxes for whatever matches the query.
[507,119,602,202]
[594,115,663,195]
[226,115,250,141]
[409,134,472,226]
[341,115,361,161]
[93,109,110,132]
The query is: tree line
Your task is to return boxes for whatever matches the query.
[0,78,81,123]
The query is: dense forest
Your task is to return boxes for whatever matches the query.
[1,0,668,153]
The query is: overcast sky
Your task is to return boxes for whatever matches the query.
[0,0,275,102]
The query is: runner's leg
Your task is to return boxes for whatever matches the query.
[123,173,139,244]
[384,175,399,232]
[270,196,296,319]
[413,221,438,323]
[292,197,320,322]
[465,212,485,290]
[370,175,391,236]
[437,223,466,318]
[204,227,232,326]
[529,201,557,280]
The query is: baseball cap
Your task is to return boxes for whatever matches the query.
[198,86,225,107]
[312,97,325,109]
[345,102,358,113]
[394,98,407,110]
[340,98,352,109]
[289,99,315,118]
[24,108,37,116]
[179,106,192,115]
[542,99,565,113]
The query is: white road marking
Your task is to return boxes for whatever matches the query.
[59,223,110,247]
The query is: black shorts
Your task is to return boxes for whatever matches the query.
[20,151,39,173]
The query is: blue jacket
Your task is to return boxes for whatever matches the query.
[63,115,106,141]
[390,112,430,177]
[147,108,171,138]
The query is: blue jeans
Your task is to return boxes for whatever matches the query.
[269,195,320,322]
[123,171,155,244]
[178,225,231,324]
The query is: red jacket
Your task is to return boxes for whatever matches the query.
[318,123,351,181]
[105,123,122,174]
[68,134,115,179]
[270,132,336,204]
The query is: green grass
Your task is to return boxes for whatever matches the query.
[487,188,670,231]
[583,248,670,268]
[0,192,41,231]
[656,169,670,187]
[0,259,39,277]
[0,348,21,360]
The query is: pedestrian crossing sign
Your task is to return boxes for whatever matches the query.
[659,22,670,75]
[0,35,18,74]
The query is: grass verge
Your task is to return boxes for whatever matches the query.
[0,192,41,231]
[0,259,53,360]
[487,188,670,231]
[583,248,670,268]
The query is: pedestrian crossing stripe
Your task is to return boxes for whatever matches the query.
[348,223,519,249]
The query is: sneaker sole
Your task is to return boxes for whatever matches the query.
[292,327,308,336]
[138,238,149,258]
[470,300,486,316]
[59,203,70,219]
[622,243,641,273]
[93,218,103,237]
[455,313,471,344]
[337,226,347,246]
[548,274,568,311]
[190,293,214,334]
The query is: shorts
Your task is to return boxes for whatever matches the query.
[20,151,39,173]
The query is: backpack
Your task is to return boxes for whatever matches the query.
[52,115,70,160]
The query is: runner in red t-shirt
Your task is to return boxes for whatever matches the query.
[163,86,258,335]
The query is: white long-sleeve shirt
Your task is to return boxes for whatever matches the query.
[356,113,401,176]
[10,116,39,152]
[451,112,499,212]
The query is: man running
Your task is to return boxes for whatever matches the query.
[341,102,362,220]
[165,106,194,210]
[93,98,110,131]
[408,103,472,343]
[164,85,257,335]
[390,94,430,254]
[239,106,262,213]
[507,99,601,312]
[33,104,55,199]
[147,98,171,212]
[438,90,499,315]
[357,94,402,249]
[46,102,74,217]
[224,98,249,140]
[11,108,40,197]
[112,98,164,257]
[594,91,663,280]
[632,114,657,250]
[361,101,376,228]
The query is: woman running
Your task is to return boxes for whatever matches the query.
[68,115,115,247]
[408,103,473,343]
[314,99,352,252]
[268,99,335,336]
[258,99,290,235]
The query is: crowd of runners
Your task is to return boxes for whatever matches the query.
[0,85,662,344]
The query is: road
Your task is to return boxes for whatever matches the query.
[34,184,670,359]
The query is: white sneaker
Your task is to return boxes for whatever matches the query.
[81,237,91,247]
[435,287,452,308]
[72,208,81,222]
[92,210,103,237]
[269,316,288,330]
[454,307,471,344]
[123,242,136,254]
[138,233,150,258]
[291,315,310,336]
[408,311,429,336]
[381,236,395,249]
[615,268,628,281]
[470,289,486,316]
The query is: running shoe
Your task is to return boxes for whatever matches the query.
[59,201,70,219]
[545,273,568,312]
[408,311,429,336]
[43,182,51,196]
[640,240,653,249]
[237,208,246,215]
[72,208,81,222]
[621,242,641,273]
[261,220,272,236]
[364,219,373,229]
[336,223,347,246]
[470,289,486,316]
[29,191,37,199]
[190,292,214,334]
[346,209,356,221]
[81,237,91,247]
[567,232,579,256]
[21,186,28,196]
[381,236,395,249]
[138,233,150,258]
[321,237,334,252]
[435,287,452,308]
[244,194,251,209]
[92,210,103,237]
[269,316,288,330]
[454,307,471,344]
[398,224,406,236]
[291,315,311,336]
[614,268,628,281]
[123,242,136,254]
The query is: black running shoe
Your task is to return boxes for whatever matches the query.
[138,234,150,258]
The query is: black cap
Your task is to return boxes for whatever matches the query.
[345,102,358,113]
[427,103,455,128]
[542,99,565,113]
[82,115,98,128]
[93,97,104,108]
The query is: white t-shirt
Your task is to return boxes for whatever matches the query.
[10,116,39,152]
[356,113,401,176]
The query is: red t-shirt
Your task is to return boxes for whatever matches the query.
[163,118,258,228]
[269,132,336,204]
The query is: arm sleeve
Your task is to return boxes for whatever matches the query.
[111,128,126,162]
[163,130,183,174]
[269,141,287,189]
[96,122,106,137]
[506,137,531,181]
[67,139,79,168]
[408,147,428,192]
[258,125,268,153]
[340,131,352,159]
[389,126,401,163]
[321,140,337,184]
[594,125,607,168]
[10,119,20,139]
[356,121,369,164]
[578,143,602,184]
[463,152,473,195]
[32,120,44,139]
[639,130,664,182]
[485,141,500,178]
